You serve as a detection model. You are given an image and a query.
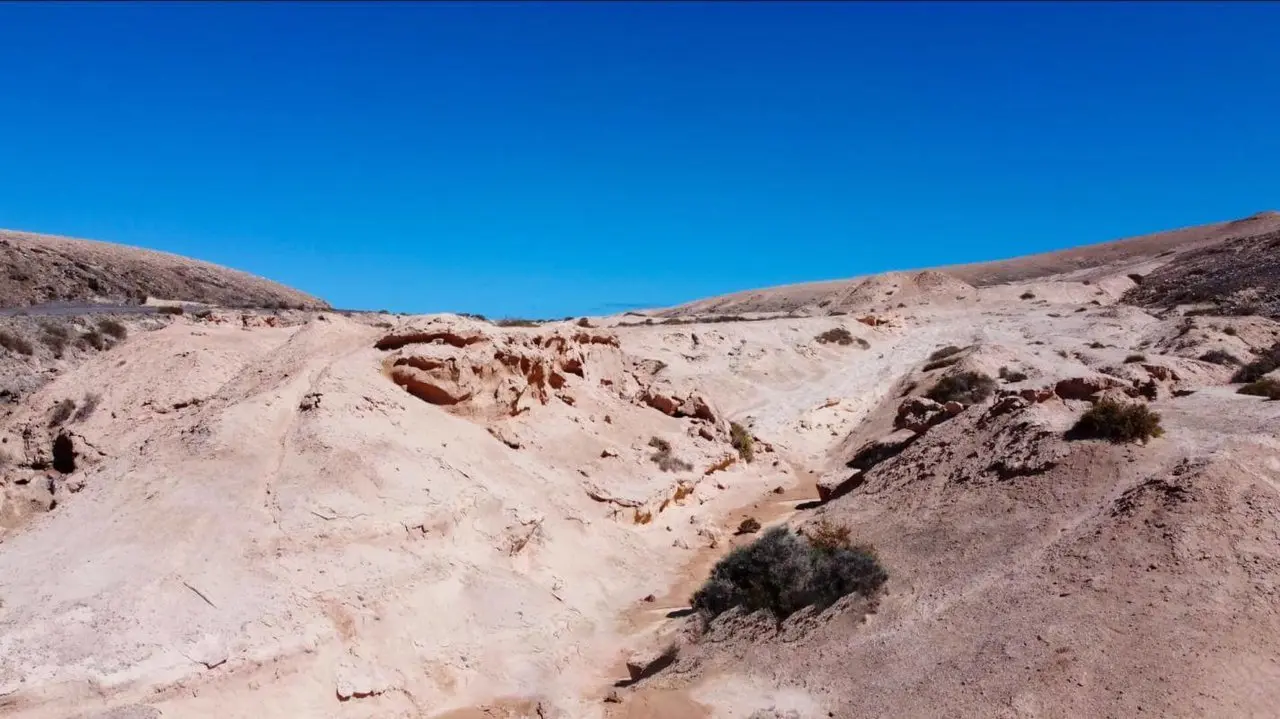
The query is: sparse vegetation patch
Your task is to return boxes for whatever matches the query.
[1069,399,1163,444]
[691,526,887,621]
[1237,378,1280,400]
[998,366,1028,383]
[730,422,754,462]
[1124,354,1146,363]
[0,330,34,356]
[1232,341,1280,383]
[1198,349,1239,366]
[648,436,692,473]
[926,371,996,405]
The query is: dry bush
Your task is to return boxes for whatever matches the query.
[1238,378,1280,400]
[495,318,539,327]
[704,454,736,475]
[48,398,76,427]
[927,345,963,362]
[576,317,593,328]
[730,422,754,462]
[998,366,1028,383]
[648,436,691,473]
[736,517,762,535]
[156,305,185,315]
[97,318,128,340]
[1222,326,1238,336]
[1233,341,1280,383]
[1089,341,1107,349]
[1020,291,1036,300]
[1124,353,1146,363]
[1070,399,1164,443]
[1198,349,1239,366]
[0,330,34,356]
[691,526,888,621]
[804,519,853,552]
[78,330,107,351]
[926,371,996,405]
[815,327,855,346]
[73,393,101,422]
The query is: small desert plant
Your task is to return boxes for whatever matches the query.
[97,318,128,340]
[1237,378,1280,400]
[1020,291,1036,300]
[998,366,1029,383]
[1222,326,1238,336]
[736,517,762,535]
[803,519,856,552]
[926,371,997,405]
[648,437,691,473]
[1124,354,1146,363]
[72,393,101,422]
[38,324,69,357]
[1232,342,1280,383]
[78,330,107,351]
[691,526,888,621]
[1198,349,1239,366]
[927,345,963,362]
[1088,341,1107,349]
[48,398,76,427]
[730,422,754,462]
[0,330,34,356]
[1070,399,1163,443]
[815,327,855,346]
[156,305,185,316]
[495,318,540,328]
[576,317,593,328]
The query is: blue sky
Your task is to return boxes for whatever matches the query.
[1,2,1277,317]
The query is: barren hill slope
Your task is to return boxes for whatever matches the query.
[0,229,328,309]
[671,211,1280,317]
[0,216,1278,719]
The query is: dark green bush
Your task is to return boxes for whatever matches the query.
[691,526,887,620]
[926,371,996,405]
[1069,399,1163,443]
[1238,378,1280,400]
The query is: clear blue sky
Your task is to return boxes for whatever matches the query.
[1,2,1277,317]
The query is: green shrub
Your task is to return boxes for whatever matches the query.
[691,526,887,620]
[730,422,754,462]
[1070,399,1163,443]
[1237,378,1280,400]
[926,371,996,405]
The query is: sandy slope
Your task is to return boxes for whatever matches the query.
[0,220,1278,718]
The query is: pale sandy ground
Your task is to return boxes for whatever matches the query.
[0,237,1278,718]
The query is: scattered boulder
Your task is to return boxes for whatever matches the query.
[1141,364,1180,382]
[847,429,919,471]
[817,469,864,503]
[894,397,948,433]
[625,645,678,682]
[1054,376,1129,401]
[1018,387,1056,403]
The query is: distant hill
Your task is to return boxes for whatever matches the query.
[668,211,1280,316]
[0,229,328,309]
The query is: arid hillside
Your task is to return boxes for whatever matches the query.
[0,229,328,309]
[669,211,1280,317]
[0,219,1277,719]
